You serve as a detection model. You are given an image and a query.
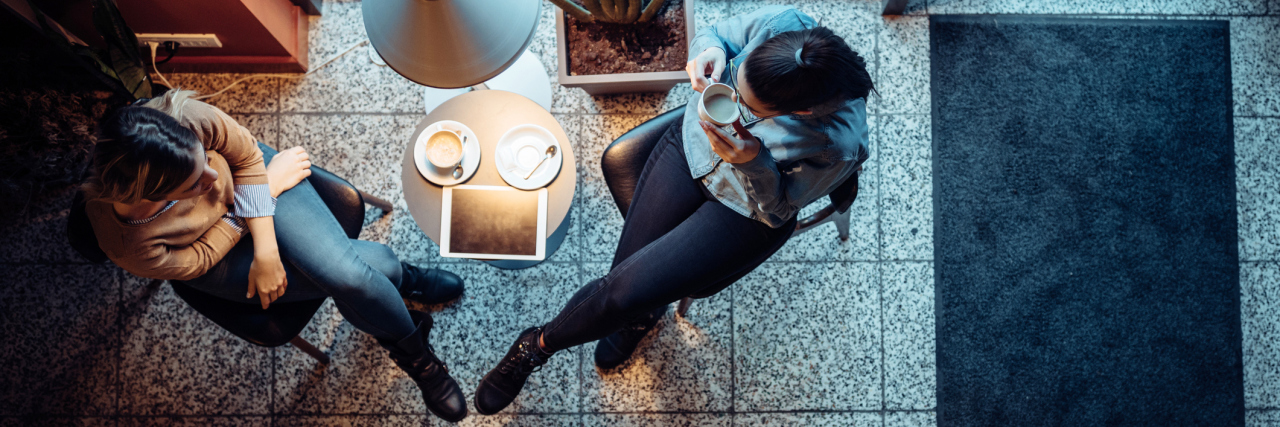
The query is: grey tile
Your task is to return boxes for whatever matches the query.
[230,114,278,150]
[734,262,882,411]
[1248,410,1280,427]
[279,2,424,113]
[274,306,426,414]
[542,204,582,263]
[1233,18,1280,117]
[928,0,1265,14]
[453,414,582,427]
[164,74,279,113]
[771,116,879,262]
[879,114,932,261]
[357,203,397,246]
[877,16,929,115]
[0,265,119,416]
[271,415,428,426]
[117,417,270,427]
[388,199,445,265]
[0,417,116,427]
[580,262,733,412]
[885,411,937,427]
[733,412,882,426]
[428,262,586,414]
[0,185,82,263]
[882,262,936,410]
[584,413,731,426]
[557,114,653,262]
[1242,262,1280,409]
[725,0,881,55]
[1236,118,1280,261]
[279,114,420,205]
[118,274,273,415]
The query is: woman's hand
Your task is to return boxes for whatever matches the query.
[267,147,312,198]
[686,47,727,93]
[700,120,761,164]
[247,251,287,309]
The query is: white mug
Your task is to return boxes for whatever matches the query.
[425,128,466,169]
[698,83,741,127]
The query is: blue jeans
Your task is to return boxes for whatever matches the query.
[185,144,415,341]
[540,120,796,351]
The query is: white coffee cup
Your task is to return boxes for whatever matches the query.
[698,83,741,127]
[425,129,466,169]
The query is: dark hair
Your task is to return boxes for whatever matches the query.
[744,26,875,113]
[84,105,202,203]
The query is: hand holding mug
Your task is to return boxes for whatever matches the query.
[700,120,760,164]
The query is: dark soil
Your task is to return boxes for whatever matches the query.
[565,0,687,76]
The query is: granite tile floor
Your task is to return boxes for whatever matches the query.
[2,0,1277,425]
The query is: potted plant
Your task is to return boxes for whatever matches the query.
[27,0,153,100]
[552,0,695,95]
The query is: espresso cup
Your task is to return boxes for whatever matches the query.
[425,129,466,169]
[698,83,741,127]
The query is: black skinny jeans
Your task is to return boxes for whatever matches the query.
[540,120,796,352]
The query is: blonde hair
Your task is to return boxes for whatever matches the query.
[140,88,198,121]
[83,88,203,203]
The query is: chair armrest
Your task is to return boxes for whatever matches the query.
[601,107,684,217]
[797,205,839,230]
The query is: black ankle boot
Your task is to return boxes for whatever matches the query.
[400,263,464,305]
[379,310,467,422]
[474,327,552,415]
[594,306,666,370]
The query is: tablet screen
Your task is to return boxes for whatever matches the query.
[441,185,547,260]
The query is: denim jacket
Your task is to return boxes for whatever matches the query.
[682,6,870,228]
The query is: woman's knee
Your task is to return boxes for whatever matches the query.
[352,240,401,286]
[599,278,656,320]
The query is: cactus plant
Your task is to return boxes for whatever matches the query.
[549,0,668,24]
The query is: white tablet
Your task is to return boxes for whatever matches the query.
[440,185,547,261]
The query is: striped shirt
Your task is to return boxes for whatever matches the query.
[122,183,276,235]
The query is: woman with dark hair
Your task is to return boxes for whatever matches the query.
[473,6,872,414]
[84,91,469,422]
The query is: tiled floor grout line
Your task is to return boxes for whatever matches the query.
[873,18,890,416]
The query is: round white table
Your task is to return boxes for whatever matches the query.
[401,90,576,269]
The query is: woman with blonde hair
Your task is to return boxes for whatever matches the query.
[84,90,468,422]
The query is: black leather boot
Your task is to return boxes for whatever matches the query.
[379,310,467,422]
[399,263,464,305]
[594,306,666,370]
[474,327,552,415]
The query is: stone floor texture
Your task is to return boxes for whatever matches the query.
[1,0,1277,426]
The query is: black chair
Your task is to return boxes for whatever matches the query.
[601,107,860,317]
[66,164,393,364]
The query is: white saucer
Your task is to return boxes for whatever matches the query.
[414,120,480,186]
[495,124,562,190]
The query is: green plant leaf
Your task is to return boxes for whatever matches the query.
[638,0,665,23]
[549,0,595,22]
[24,0,131,96]
[90,0,150,98]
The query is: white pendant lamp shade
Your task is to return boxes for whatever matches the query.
[363,0,542,89]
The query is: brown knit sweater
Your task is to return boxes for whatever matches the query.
[87,99,268,281]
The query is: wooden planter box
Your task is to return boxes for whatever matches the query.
[555,0,695,95]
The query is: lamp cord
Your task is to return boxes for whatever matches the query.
[147,41,173,89]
